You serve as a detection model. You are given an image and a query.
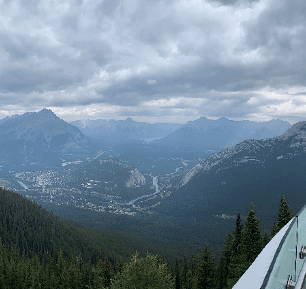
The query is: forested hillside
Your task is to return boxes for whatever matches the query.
[0,187,168,264]
[0,186,293,288]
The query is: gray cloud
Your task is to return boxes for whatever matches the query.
[242,0,306,82]
[0,0,305,123]
[208,0,260,6]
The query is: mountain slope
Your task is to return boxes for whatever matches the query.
[0,186,174,264]
[156,121,306,227]
[155,117,291,150]
[0,186,120,263]
[0,109,102,167]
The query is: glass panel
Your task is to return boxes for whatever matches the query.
[296,208,306,280]
[264,219,297,288]
[263,204,306,288]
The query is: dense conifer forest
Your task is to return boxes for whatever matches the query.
[0,187,292,288]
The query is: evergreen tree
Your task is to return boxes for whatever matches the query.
[104,257,112,288]
[174,259,181,289]
[111,252,175,289]
[262,231,270,248]
[194,244,216,289]
[115,257,123,275]
[218,234,233,289]
[55,250,68,289]
[0,241,9,289]
[91,259,105,289]
[232,214,244,255]
[182,257,188,289]
[189,254,196,280]
[271,222,278,238]
[31,255,42,289]
[66,254,83,289]
[43,255,55,288]
[271,196,292,237]
[277,196,292,230]
[226,215,249,288]
[185,255,196,289]
[244,203,262,264]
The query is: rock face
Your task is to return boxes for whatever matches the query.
[126,169,146,188]
[155,117,291,150]
[0,109,100,167]
[156,121,306,224]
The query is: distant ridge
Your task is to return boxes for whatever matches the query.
[154,117,291,150]
[71,118,182,144]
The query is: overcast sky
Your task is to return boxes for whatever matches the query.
[0,0,305,124]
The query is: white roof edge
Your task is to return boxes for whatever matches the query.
[233,217,295,289]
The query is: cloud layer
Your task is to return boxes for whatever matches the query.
[0,0,305,123]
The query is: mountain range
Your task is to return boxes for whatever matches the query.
[0,109,292,169]
[71,118,182,144]
[154,117,292,150]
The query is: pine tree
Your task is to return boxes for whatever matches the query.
[244,203,262,264]
[104,257,112,288]
[232,214,244,255]
[43,255,55,288]
[262,231,270,248]
[31,255,42,289]
[226,215,249,288]
[194,244,216,289]
[277,196,292,229]
[271,222,278,238]
[174,259,181,289]
[182,257,188,289]
[189,254,196,280]
[186,255,196,289]
[218,234,233,289]
[0,241,9,289]
[91,259,105,289]
[66,254,83,289]
[111,252,175,289]
[271,195,293,237]
[115,257,123,275]
[55,250,68,289]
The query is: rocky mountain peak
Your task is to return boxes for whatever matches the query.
[0,108,84,143]
[124,117,134,123]
[279,121,306,140]
[0,109,99,166]
[38,108,57,117]
[199,116,208,120]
